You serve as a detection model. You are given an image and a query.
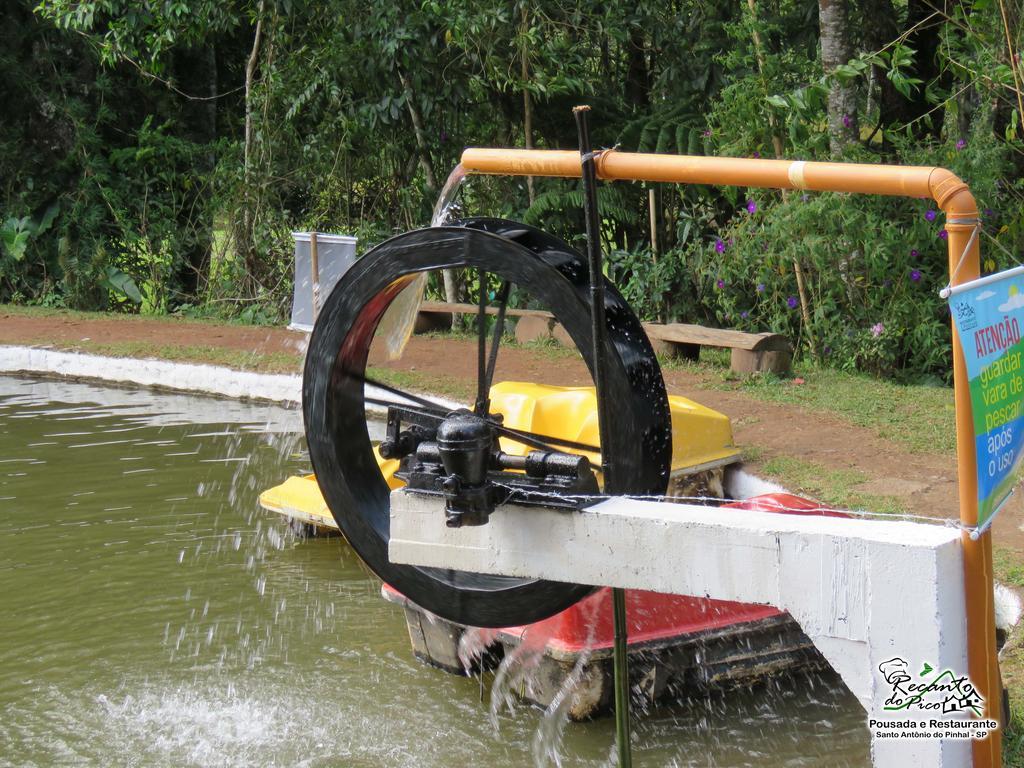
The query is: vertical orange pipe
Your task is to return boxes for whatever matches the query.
[936,171,1002,768]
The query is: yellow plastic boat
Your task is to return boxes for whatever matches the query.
[259,381,740,532]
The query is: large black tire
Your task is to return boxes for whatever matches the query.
[303,219,671,627]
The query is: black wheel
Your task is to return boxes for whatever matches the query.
[303,218,671,627]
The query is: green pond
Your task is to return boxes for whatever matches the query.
[0,375,870,766]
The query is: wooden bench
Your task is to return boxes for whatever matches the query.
[415,301,555,336]
[643,322,792,374]
[414,302,791,374]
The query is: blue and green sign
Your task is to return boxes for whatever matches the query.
[947,265,1024,532]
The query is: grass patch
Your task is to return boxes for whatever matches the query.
[996,548,1024,591]
[684,359,958,456]
[63,340,303,373]
[1001,627,1024,767]
[366,366,474,403]
[757,455,908,514]
[740,445,765,464]
[1,303,216,325]
[0,302,282,327]
[1007,714,1024,768]
[975,546,1024,766]
[741,367,955,454]
[420,327,582,361]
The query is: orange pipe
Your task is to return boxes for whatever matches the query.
[947,210,1003,768]
[462,147,942,196]
[460,147,1002,767]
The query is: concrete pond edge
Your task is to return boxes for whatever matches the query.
[0,344,303,405]
[0,344,461,416]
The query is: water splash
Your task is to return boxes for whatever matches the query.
[375,164,469,361]
[431,164,468,228]
[486,596,604,768]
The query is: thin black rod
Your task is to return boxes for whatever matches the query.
[612,586,631,768]
[483,280,512,400]
[575,104,631,768]
[492,424,600,456]
[360,381,601,454]
[354,371,449,414]
[364,397,446,419]
[475,269,489,415]
[573,105,613,486]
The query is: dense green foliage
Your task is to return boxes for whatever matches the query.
[4,0,1024,379]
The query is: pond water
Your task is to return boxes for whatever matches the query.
[0,376,870,767]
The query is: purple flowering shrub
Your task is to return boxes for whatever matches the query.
[667,120,1024,381]
[693,191,955,379]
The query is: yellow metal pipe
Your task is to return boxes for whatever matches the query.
[460,146,1002,766]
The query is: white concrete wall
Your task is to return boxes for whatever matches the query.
[0,346,304,404]
[389,492,972,767]
[0,345,460,415]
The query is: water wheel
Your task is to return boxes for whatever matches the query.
[303,218,671,627]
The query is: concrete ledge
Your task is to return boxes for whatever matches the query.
[0,345,304,405]
[0,345,462,415]
[390,492,971,767]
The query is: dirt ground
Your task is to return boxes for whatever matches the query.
[2,308,1021,553]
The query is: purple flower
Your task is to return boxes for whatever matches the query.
[716,278,725,289]
[756,282,766,293]
[800,193,810,202]
[925,209,937,222]
[985,209,995,218]
[746,199,757,214]
[740,310,749,319]
[823,345,832,355]
[702,129,712,137]
[910,269,922,282]
[939,229,948,240]
[714,239,726,253]
[956,138,966,151]
[752,151,761,159]
[786,296,798,309]
[842,114,852,128]
[910,249,919,258]
[871,322,884,337]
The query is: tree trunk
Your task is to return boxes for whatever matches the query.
[624,28,649,110]
[902,0,944,137]
[175,43,218,302]
[398,69,459,319]
[397,69,438,193]
[746,0,785,159]
[520,4,535,205]
[244,3,264,182]
[750,0,817,358]
[856,0,901,136]
[239,1,265,297]
[819,0,858,155]
[998,0,1024,141]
